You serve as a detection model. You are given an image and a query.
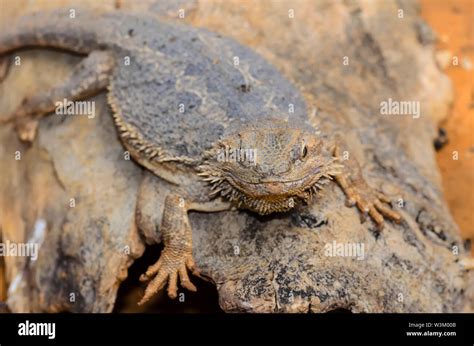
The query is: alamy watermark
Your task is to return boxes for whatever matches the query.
[0,240,38,261]
[324,240,365,261]
[55,98,95,119]
[18,320,55,339]
[217,146,257,165]
[380,98,420,119]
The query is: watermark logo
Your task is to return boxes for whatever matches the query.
[0,240,38,261]
[55,98,95,119]
[18,320,55,339]
[324,240,365,261]
[380,98,420,119]
[217,146,257,165]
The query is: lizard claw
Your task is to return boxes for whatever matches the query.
[344,183,402,230]
[344,196,357,207]
[138,248,198,305]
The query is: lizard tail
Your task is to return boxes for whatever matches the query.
[0,9,101,56]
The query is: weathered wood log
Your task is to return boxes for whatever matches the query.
[0,0,471,312]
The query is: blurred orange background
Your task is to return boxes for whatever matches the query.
[420,0,474,254]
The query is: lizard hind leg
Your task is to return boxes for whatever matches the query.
[138,194,199,305]
[0,50,115,142]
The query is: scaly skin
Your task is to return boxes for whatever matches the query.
[0,9,403,305]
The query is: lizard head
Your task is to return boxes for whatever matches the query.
[199,120,342,214]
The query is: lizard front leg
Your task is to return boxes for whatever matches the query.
[332,141,402,230]
[138,194,198,305]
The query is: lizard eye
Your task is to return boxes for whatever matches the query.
[301,143,308,158]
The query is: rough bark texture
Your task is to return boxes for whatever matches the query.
[0,0,472,312]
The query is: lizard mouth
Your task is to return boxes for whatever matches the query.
[230,173,317,185]
[224,171,321,198]
[199,159,342,215]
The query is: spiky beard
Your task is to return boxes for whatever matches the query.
[198,159,341,215]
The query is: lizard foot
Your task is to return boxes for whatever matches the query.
[332,140,402,230]
[138,247,198,305]
[15,116,39,143]
[1,97,40,142]
[344,183,402,230]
